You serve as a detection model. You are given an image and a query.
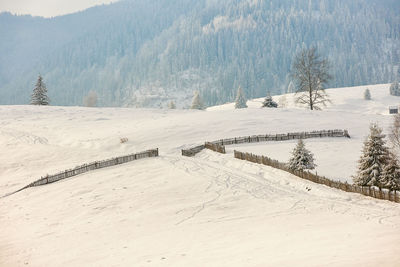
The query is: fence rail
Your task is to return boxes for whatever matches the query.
[9,149,159,194]
[182,145,205,157]
[182,129,350,157]
[234,150,400,203]
[205,142,226,154]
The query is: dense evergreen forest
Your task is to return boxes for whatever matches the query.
[0,0,399,107]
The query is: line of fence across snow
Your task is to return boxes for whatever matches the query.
[182,129,350,156]
[14,149,159,192]
[234,150,400,203]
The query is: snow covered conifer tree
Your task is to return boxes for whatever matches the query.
[234,86,247,109]
[190,91,204,110]
[354,124,389,186]
[30,75,50,105]
[390,81,400,96]
[262,93,278,108]
[381,152,400,190]
[364,88,371,100]
[288,139,316,171]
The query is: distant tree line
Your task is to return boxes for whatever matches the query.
[1,0,399,107]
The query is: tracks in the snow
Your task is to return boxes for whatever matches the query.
[161,153,400,226]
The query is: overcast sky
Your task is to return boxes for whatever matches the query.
[0,0,119,18]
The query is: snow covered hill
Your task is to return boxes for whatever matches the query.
[209,83,400,115]
[1,84,400,266]
[213,83,400,181]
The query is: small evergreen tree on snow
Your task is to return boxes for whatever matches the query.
[30,75,50,105]
[381,152,400,190]
[168,100,176,109]
[190,91,204,110]
[288,139,316,171]
[364,88,371,100]
[234,86,247,109]
[354,124,389,186]
[390,81,400,96]
[262,93,278,108]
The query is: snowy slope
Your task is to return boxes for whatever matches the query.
[208,83,399,114]
[1,83,400,266]
[209,83,398,181]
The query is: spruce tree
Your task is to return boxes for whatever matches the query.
[262,93,278,108]
[31,75,50,105]
[381,152,400,190]
[364,88,371,100]
[234,86,247,109]
[354,124,389,186]
[288,139,316,171]
[190,91,204,110]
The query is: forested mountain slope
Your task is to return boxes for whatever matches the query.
[0,0,399,107]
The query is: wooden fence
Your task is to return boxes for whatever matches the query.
[205,142,226,154]
[182,129,350,157]
[11,149,159,194]
[210,129,349,146]
[182,145,205,157]
[234,150,400,203]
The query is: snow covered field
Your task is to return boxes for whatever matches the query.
[1,84,400,266]
[226,138,359,181]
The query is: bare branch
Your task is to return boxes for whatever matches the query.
[291,47,333,110]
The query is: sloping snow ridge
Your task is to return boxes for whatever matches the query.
[1,84,400,266]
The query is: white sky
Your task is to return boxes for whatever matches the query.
[0,0,119,18]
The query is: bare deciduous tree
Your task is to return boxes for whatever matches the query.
[291,47,332,110]
[83,91,98,107]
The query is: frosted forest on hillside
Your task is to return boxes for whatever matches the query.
[0,0,399,107]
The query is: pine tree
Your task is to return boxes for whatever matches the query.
[288,139,316,171]
[30,75,50,105]
[262,93,278,108]
[381,152,400,190]
[390,81,400,96]
[364,88,371,100]
[234,86,247,109]
[190,91,204,110]
[354,124,389,186]
[168,100,176,109]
